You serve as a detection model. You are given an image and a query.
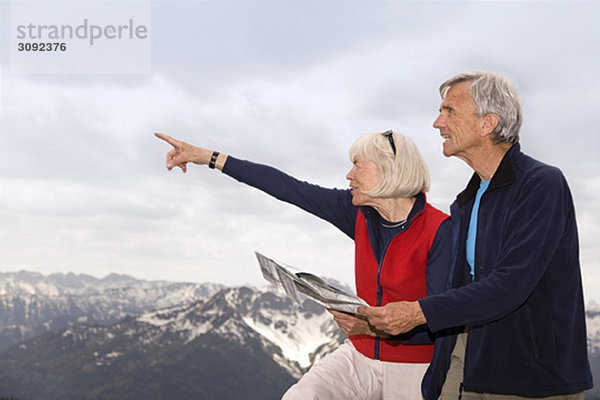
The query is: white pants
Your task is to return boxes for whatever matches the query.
[282,340,428,400]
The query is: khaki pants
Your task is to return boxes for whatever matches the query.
[439,331,584,400]
[282,339,429,400]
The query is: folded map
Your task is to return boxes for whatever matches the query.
[255,252,367,314]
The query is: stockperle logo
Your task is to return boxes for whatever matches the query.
[16,18,148,46]
[9,1,151,74]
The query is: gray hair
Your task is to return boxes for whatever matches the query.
[348,131,430,198]
[439,71,523,144]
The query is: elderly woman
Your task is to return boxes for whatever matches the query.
[155,130,451,399]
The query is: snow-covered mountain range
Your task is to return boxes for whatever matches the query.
[0,271,597,399]
[587,301,600,352]
[586,301,600,399]
[0,271,345,400]
[0,270,225,350]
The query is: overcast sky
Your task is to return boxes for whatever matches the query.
[1,0,599,303]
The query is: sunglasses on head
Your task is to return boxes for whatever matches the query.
[382,130,396,156]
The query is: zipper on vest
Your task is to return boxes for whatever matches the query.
[371,208,424,361]
[374,253,386,360]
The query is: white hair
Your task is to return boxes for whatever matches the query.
[348,131,430,198]
[440,70,523,144]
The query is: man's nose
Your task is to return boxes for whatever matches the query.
[433,114,444,129]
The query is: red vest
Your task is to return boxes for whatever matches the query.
[350,202,448,363]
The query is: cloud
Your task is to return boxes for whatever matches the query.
[0,1,598,301]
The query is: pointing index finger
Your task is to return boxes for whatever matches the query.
[154,132,180,148]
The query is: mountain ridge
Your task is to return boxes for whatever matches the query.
[0,283,344,400]
[0,270,226,350]
[0,270,596,399]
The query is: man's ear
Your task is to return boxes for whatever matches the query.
[480,113,499,138]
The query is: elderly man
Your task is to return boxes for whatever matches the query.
[359,71,593,399]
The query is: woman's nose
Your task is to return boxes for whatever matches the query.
[346,166,355,181]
